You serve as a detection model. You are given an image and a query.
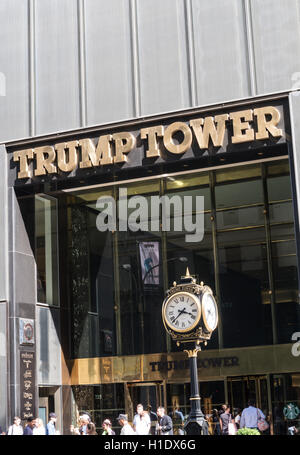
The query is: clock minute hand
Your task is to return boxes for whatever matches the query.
[173,308,186,323]
[181,310,193,317]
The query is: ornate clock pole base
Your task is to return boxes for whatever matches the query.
[183,342,209,436]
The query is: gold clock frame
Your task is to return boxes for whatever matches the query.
[162,291,201,334]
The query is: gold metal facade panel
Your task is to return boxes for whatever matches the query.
[67,344,300,386]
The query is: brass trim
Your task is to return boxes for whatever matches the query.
[216,202,264,213]
[67,343,298,385]
[183,347,201,358]
[61,156,288,194]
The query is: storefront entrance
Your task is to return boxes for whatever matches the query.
[227,375,269,414]
[126,382,165,433]
[38,386,61,432]
[126,382,164,415]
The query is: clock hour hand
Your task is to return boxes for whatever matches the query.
[173,308,186,323]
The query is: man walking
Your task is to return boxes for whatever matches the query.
[133,404,151,435]
[23,417,35,435]
[240,399,265,430]
[156,406,173,435]
[46,413,57,435]
[116,414,135,435]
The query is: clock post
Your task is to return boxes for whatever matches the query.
[161,268,218,436]
[182,341,207,435]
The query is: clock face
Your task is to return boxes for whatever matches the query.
[202,292,218,332]
[163,292,201,333]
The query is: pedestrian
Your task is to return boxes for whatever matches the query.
[46,413,57,435]
[23,417,35,435]
[234,409,242,430]
[156,406,173,435]
[86,422,97,435]
[101,419,115,435]
[218,404,226,417]
[33,418,46,435]
[170,406,184,435]
[70,413,91,435]
[212,409,221,435]
[133,404,151,435]
[288,422,298,435]
[116,414,135,435]
[219,404,235,435]
[78,414,91,435]
[7,416,23,435]
[239,399,266,431]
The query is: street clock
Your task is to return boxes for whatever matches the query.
[162,268,219,436]
[162,268,218,344]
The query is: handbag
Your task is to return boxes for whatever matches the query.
[228,422,237,435]
[257,409,269,432]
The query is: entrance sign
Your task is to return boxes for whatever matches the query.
[12,103,286,182]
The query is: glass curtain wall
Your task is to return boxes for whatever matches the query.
[35,194,59,306]
[20,157,298,357]
[266,161,300,343]
[164,172,218,350]
[215,164,272,347]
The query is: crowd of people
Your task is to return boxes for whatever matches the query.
[1,413,59,435]
[210,399,268,435]
[0,406,176,436]
[70,404,175,436]
[0,399,290,436]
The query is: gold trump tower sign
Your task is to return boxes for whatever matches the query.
[13,104,284,180]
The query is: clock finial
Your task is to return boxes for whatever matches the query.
[180,266,196,284]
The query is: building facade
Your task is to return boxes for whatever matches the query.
[1,0,300,435]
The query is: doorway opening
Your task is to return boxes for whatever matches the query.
[125,382,165,434]
[38,386,61,433]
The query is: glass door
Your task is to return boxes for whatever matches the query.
[126,382,164,434]
[227,376,270,422]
